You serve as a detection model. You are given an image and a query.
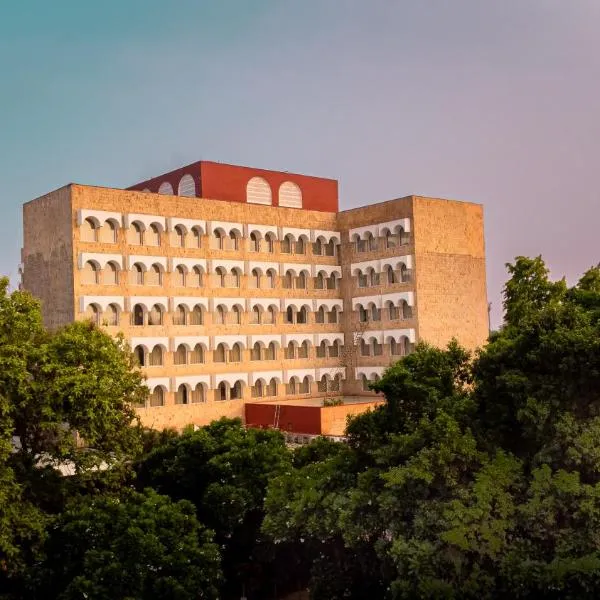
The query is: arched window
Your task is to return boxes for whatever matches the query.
[373,340,383,356]
[173,225,186,248]
[251,306,261,324]
[214,344,226,363]
[316,341,327,358]
[251,343,262,361]
[174,344,187,365]
[190,304,203,325]
[372,305,381,321]
[313,239,323,256]
[134,345,145,366]
[296,271,307,289]
[266,269,276,289]
[177,174,196,197]
[287,377,298,395]
[213,229,224,250]
[266,378,277,396]
[215,305,226,325]
[217,382,228,402]
[149,386,164,407]
[266,305,276,324]
[148,264,162,286]
[402,301,413,319]
[295,237,306,254]
[158,181,173,195]
[173,304,187,325]
[317,376,328,393]
[400,264,410,283]
[265,342,276,360]
[132,304,144,326]
[149,345,163,366]
[285,342,296,360]
[328,307,339,324]
[283,271,294,289]
[358,305,368,323]
[386,266,395,284]
[250,232,260,252]
[388,302,399,320]
[246,177,272,205]
[131,263,144,286]
[324,240,336,257]
[330,340,341,358]
[299,341,310,359]
[82,261,99,285]
[81,218,99,242]
[105,262,118,285]
[250,269,260,289]
[100,220,117,244]
[361,339,370,356]
[286,306,294,324]
[148,304,163,326]
[192,383,205,403]
[231,305,242,324]
[300,376,310,394]
[357,270,368,288]
[315,273,325,290]
[362,375,371,391]
[327,274,338,290]
[190,344,204,364]
[369,268,380,287]
[191,226,202,248]
[298,306,308,324]
[331,374,341,392]
[231,381,243,400]
[174,265,186,287]
[175,384,189,405]
[129,222,143,246]
[230,343,242,362]
[148,224,161,246]
[191,266,203,287]
[316,306,325,323]
[86,304,100,325]
[265,233,275,253]
[105,303,119,326]
[215,267,226,288]
[384,229,396,249]
[252,379,264,398]
[281,235,293,254]
[279,181,302,208]
[228,231,239,251]
[367,232,377,251]
[231,269,241,288]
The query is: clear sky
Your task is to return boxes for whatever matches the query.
[2,0,599,327]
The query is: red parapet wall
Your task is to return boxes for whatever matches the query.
[127,160,339,213]
[245,403,322,435]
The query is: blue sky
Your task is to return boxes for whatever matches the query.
[2,0,599,326]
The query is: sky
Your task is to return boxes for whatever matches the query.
[1,0,599,327]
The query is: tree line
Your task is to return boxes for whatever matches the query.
[1,256,600,599]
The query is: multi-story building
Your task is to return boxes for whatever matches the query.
[21,160,488,431]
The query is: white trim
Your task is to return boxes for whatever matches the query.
[211,258,245,272]
[79,252,124,269]
[171,257,207,271]
[282,333,314,346]
[381,255,413,270]
[379,217,411,234]
[249,334,282,347]
[79,295,125,312]
[174,375,211,388]
[172,296,209,310]
[124,213,167,230]
[316,367,347,380]
[247,224,278,239]
[129,336,169,350]
[168,217,206,233]
[172,336,210,349]
[213,298,246,311]
[314,264,342,278]
[212,334,247,348]
[248,261,279,273]
[249,298,280,310]
[281,226,311,239]
[381,291,415,307]
[250,370,283,384]
[129,296,169,310]
[355,366,386,379]
[127,255,168,270]
[211,220,243,234]
[350,259,380,273]
[77,209,122,226]
[383,328,416,343]
[283,298,313,310]
[315,299,344,311]
[312,229,341,244]
[145,377,171,392]
[352,294,383,309]
[316,332,344,345]
[214,372,248,386]
[349,224,378,239]
[285,368,316,381]
[283,263,311,275]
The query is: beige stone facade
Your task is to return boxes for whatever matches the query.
[22,173,488,431]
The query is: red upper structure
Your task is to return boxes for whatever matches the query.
[127,161,339,213]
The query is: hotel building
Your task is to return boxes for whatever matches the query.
[21,161,488,432]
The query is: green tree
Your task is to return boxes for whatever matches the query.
[28,488,221,600]
[135,418,293,599]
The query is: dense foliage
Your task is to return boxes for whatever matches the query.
[2,257,600,599]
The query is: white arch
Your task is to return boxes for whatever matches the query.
[171,257,207,272]
[246,177,272,205]
[124,213,167,231]
[126,255,168,271]
[249,334,282,348]
[174,375,210,389]
[171,336,209,351]
[247,224,278,239]
[214,373,248,387]
[80,296,125,312]
[355,366,385,379]
[285,368,316,381]
[211,258,245,273]
[381,255,413,271]
[145,377,171,392]
[316,367,347,381]
[177,174,196,197]
[172,297,208,311]
[278,181,302,208]
[213,334,247,349]
[158,181,173,195]
[77,209,122,227]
